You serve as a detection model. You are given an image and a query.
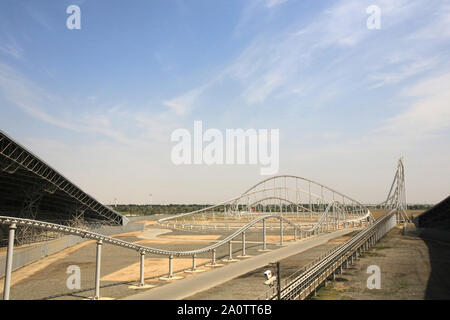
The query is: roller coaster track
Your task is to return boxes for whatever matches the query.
[1,159,406,300]
[1,210,365,300]
[378,158,409,223]
[0,196,369,300]
[259,210,397,300]
[1,170,374,258]
[0,205,359,257]
[257,159,408,300]
[158,175,373,229]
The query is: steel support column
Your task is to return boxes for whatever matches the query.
[263,219,267,250]
[280,218,283,245]
[139,252,145,286]
[212,249,216,265]
[94,239,102,299]
[192,254,197,271]
[3,224,16,300]
[168,255,174,278]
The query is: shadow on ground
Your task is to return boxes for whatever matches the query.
[415,228,450,299]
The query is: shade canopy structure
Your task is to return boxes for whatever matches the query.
[0,130,128,244]
[418,195,450,231]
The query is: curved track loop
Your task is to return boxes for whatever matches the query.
[0,162,405,301]
[1,211,364,257]
[158,175,373,229]
[0,176,373,258]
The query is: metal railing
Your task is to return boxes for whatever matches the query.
[259,210,396,300]
[1,212,351,300]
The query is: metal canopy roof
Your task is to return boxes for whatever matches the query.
[0,130,128,226]
[418,195,450,230]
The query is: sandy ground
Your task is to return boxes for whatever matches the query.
[186,210,428,300]
[101,257,210,282]
[134,233,221,245]
[1,223,303,299]
[110,231,144,237]
[0,238,61,256]
[159,235,221,240]
[0,228,221,291]
[326,234,354,245]
[0,240,95,295]
[4,210,418,300]
[370,209,424,220]
[312,225,450,300]
[5,230,219,270]
[135,239,217,245]
[266,235,294,242]
[139,220,159,227]
[186,232,357,300]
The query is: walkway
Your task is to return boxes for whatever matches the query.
[123,228,355,300]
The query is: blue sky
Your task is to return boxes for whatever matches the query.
[0,0,449,205]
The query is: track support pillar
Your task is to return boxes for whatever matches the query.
[192,254,197,271]
[139,252,145,286]
[94,239,102,299]
[280,218,283,245]
[212,249,216,265]
[3,223,16,301]
[263,219,267,250]
[168,254,174,278]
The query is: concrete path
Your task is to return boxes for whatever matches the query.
[122,228,355,300]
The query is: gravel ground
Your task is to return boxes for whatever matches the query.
[2,223,304,300]
[185,231,358,300]
[6,211,427,300]
[312,225,450,300]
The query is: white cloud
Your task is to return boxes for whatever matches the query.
[408,3,450,39]
[369,56,440,88]
[0,43,23,60]
[312,70,450,152]
[163,88,201,115]
[162,77,218,115]
[135,113,180,142]
[266,0,288,8]
[282,68,450,203]
[225,0,375,103]
[171,0,447,111]
[2,0,449,204]
[0,63,174,146]
[23,3,53,31]
[0,32,25,60]
[379,71,450,138]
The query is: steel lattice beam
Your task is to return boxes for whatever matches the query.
[0,131,127,227]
